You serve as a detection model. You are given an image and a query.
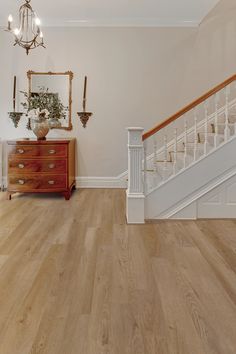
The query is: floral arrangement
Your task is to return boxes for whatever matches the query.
[28,108,50,122]
[21,87,67,129]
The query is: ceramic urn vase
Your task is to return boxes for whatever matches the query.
[31,118,50,140]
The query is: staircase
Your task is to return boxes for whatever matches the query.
[126,75,236,223]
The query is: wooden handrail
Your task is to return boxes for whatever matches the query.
[143,74,236,141]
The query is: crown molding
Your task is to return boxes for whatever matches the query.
[0,18,200,28]
[42,19,200,28]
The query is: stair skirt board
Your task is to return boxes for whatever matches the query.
[146,171,236,220]
[170,174,236,219]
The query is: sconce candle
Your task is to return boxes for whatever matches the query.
[13,75,16,111]
[83,76,87,111]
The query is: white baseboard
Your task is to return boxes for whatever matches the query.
[1,176,127,190]
[76,175,127,189]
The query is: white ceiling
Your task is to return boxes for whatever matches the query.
[0,0,220,27]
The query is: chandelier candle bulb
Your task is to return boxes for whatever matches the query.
[14,28,20,36]
[8,14,13,30]
[35,18,41,26]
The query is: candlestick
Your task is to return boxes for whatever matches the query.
[83,76,87,112]
[13,76,16,111]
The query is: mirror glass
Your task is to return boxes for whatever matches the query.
[27,71,73,130]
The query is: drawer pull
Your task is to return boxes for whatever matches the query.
[18,163,25,169]
[48,180,55,185]
[17,149,25,154]
[48,163,55,169]
[18,179,25,185]
[48,149,56,155]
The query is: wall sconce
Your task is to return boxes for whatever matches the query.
[77,76,93,128]
[8,76,23,127]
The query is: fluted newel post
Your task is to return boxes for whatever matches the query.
[126,127,145,224]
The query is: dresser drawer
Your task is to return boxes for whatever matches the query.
[8,175,67,191]
[8,144,67,158]
[8,159,67,174]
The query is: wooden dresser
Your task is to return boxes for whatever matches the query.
[7,139,76,200]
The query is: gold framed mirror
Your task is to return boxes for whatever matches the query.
[27,71,73,130]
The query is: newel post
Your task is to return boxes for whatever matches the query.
[126,127,145,224]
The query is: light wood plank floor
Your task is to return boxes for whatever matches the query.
[0,189,236,354]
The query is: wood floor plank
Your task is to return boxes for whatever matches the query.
[0,190,236,353]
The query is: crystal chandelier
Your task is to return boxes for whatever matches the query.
[7,0,45,55]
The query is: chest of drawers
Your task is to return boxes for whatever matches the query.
[7,139,75,200]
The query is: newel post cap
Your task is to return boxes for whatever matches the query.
[127,127,144,146]
[127,127,144,131]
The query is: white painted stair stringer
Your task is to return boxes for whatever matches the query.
[145,135,236,219]
[159,165,236,219]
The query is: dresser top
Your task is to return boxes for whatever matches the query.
[7,138,75,145]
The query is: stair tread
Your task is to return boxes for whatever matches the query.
[216,122,235,125]
[198,132,224,135]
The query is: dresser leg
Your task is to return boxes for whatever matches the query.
[7,192,12,201]
[62,191,71,200]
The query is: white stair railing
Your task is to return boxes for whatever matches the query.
[127,75,236,223]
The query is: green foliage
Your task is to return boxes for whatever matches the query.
[21,87,67,120]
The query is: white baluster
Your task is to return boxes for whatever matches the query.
[224,86,230,141]
[204,101,208,156]
[214,92,219,148]
[153,136,158,173]
[163,135,168,181]
[193,109,198,162]
[143,140,147,195]
[184,119,188,168]
[173,128,178,175]
[126,127,145,224]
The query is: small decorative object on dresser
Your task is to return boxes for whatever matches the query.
[7,138,76,200]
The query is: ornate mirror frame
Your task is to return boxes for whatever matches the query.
[27,70,74,131]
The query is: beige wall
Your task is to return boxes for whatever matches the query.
[0,0,235,178]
